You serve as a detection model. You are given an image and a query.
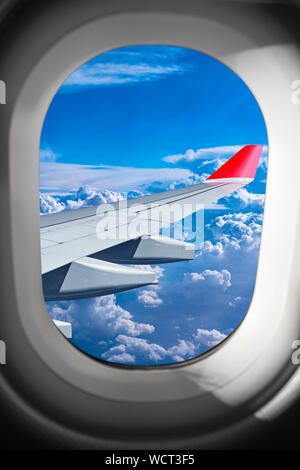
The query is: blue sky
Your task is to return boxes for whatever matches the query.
[40,45,268,365]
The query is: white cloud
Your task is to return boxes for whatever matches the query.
[40,193,65,214]
[185,269,232,291]
[167,173,202,189]
[101,328,227,364]
[104,351,136,364]
[63,61,189,88]
[229,296,242,308]
[40,147,59,162]
[48,294,155,339]
[50,292,229,365]
[137,289,163,308]
[40,162,193,193]
[207,212,263,252]
[76,186,128,205]
[40,185,133,215]
[167,339,195,360]
[193,328,227,347]
[197,240,224,257]
[163,145,243,164]
[102,335,167,363]
[135,266,164,307]
[132,265,164,279]
[163,144,268,165]
[172,355,184,362]
[227,187,265,211]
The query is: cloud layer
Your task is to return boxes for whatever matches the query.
[49,294,155,339]
[163,144,268,165]
[40,163,193,193]
[62,46,191,89]
[49,293,227,364]
[40,185,137,214]
[185,269,232,291]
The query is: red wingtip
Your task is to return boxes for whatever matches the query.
[206,145,263,181]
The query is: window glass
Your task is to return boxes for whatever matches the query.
[40,45,268,366]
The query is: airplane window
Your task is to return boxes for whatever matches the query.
[40,45,268,366]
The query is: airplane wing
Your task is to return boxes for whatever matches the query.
[41,145,262,302]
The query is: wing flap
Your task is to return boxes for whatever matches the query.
[44,257,158,301]
[91,234,195,264]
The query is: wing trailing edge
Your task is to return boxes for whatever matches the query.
[43,235,195,300]
[91,234,195,264]
[44,257,158,301]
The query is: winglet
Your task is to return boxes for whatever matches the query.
[206,145,263,183]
